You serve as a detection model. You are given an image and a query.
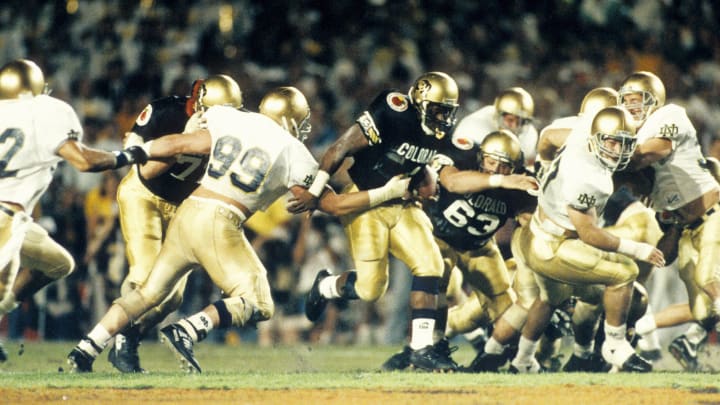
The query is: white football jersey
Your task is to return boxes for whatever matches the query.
[0,95,83,212]
[539,132,614,230]
[453,105,538,166]
[201,106,318,212]
[637,104,718,211]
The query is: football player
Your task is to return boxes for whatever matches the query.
[507,107,664,373]
[106,74,243,373]
[0,59,144,361]
[453,87,537,168]
[66,88,411,373]
[621,71,720,371]
[382,130,538,371]
[291,72,461,372]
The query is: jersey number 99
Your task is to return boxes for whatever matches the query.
[207,135,270,192]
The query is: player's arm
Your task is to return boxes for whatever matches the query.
[630,138,672,170]
[56,140,145,172]
[438,165,538,193]
[537,127,570,162]
[123,131,175,179]
[316,175,410,216]
[144,129,212,158]
[291,124,370,211]
[568,205,665,267]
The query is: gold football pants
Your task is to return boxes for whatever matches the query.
[1,207,74,307]
[438,237,514,333]
[117,170,189,326]
[677,208,720,323]
[116,197,274,326]
[340,197,443,302]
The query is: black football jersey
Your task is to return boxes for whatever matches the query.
[426,143,537,251]
[347,90,451,190]
[131,96,209,203]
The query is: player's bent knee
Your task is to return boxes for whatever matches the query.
[114,290,152,321]
[502,303,528,331]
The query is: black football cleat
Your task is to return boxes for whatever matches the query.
[620,353,652,372]
[508,358,543,374]
[305,269,332,322]
[67,347,95,373]
[108,333,146,373]
[381,345,412,371]
[462,350,509,373]
[432,338,459,369]
[408,345,457,372]
[668,335,700,371]
[159,324,201,373]
[0,342,7,363]
[562,353,612,373]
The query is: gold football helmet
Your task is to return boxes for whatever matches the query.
[589,106,638,171]
[408,71,459,139]
[0,59,46,99]
[579,87,618,116]
[259,86,311,142]
[618,71,665,124]
[194,74,243,111]
[494,87,534,133]
[478,129,524,174]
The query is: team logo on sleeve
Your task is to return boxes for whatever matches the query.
[357,111,382,145]
[66,129,80,141]
[452,136,474,150]
[577,193,597,209]
[136,105,153,126]
[659,124,678,138]
[386,92,409,112]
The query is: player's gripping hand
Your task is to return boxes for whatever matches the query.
[499,174,539,192]
[113,145,149,169]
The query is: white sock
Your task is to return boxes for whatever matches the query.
[573,342,594,359]
[409,318,435,350]
[685,323,707,345]
[484,336,506,355]
[79,325,112,357]
[319,275,341,299]
[634,312,657,336]
[180,311,214,342]
[638,329,661,351]
[603,321,634,364]
[515,335,539,364]
[713,298,720,315]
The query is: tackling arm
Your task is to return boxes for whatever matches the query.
[438,165,538,194]
[57,140,131,172]
[630,138,672,170]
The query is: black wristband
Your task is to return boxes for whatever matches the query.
[113,150,130,169]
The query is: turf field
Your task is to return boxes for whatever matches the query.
[1,340,719,404]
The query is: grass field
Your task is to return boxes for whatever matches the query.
[1,340,720,404]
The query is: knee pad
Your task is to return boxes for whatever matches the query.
[45,249,75,279]
[502,303,529,331]
[114,290,152,322]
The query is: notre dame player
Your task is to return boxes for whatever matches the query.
[292,72,461,371]
[107,75,243,373]
[382,130,539,370]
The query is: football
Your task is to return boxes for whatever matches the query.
[410,165,439,200]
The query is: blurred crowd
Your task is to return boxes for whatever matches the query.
[1,0,720,346]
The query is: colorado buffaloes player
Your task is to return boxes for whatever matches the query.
[294,72,460,371]
[622,71,720,371]
[0,59,144,361]
[507,107,664,373]
[107,75,243,373]
[383,130,538,371]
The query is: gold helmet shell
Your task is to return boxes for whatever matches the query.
[408,71,459,139]
[478,129,524,173]
[195,74,243,111]
[494,87,534,134]
[0,59,45,99]
[618,71,665,124]
[579,87,618,116]
[259,86,312,142]
[589,106,638,171]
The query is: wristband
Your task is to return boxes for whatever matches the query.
[617,238,653,261]
[488,174,503,188]
[113,150,129,169]
[367,188,388,207]
[308,170,330,197]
